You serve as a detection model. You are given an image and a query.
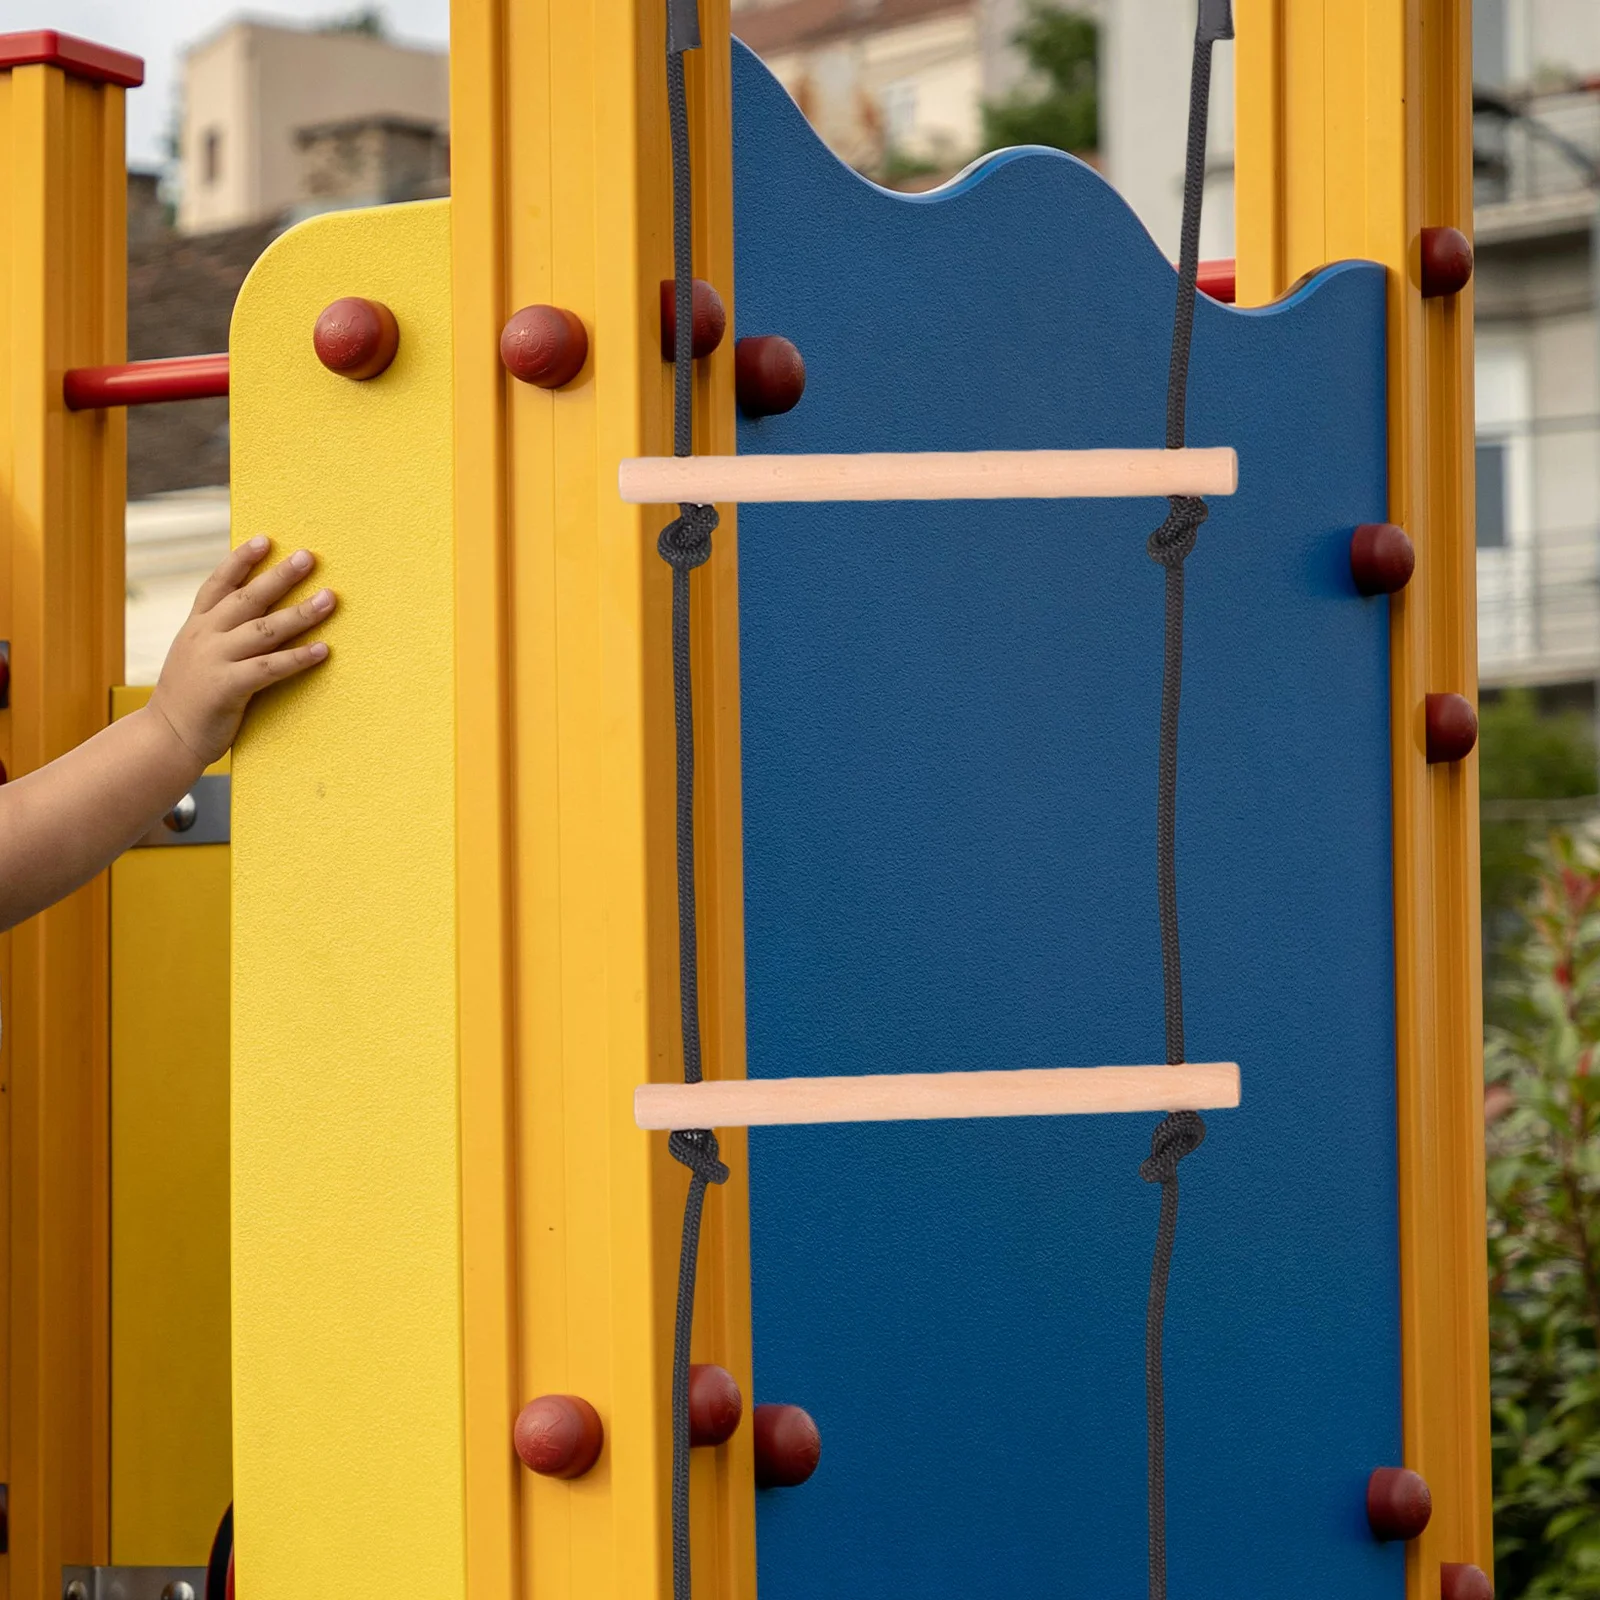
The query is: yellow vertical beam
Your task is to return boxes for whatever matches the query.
[0,35,138,1595]
[230,200,465,1599]
[1235,2,1490,1593]
[450,0,755,1594]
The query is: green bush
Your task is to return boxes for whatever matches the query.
[980,5,1098,156]
[1488,833,1600,1597]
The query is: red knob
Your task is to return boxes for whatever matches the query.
[513,1394,604,1479]
[1350,523,1415,596]
[313,297,400,381]
[501,305,589,389]
[752,1402,820,1488]
[689,1363,743,1447]
[1367,1467,1432,1541]
[1441,1565,1493,1600]
[1426,692,1478,764]
[660,278,727,361]
[0,648,11,706]
[1420,227,1473,298]
[736,336,807,417]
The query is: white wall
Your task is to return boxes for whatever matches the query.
[179,21,449,234]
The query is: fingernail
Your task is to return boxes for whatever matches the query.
[309,642,329,661]
[312,588,334,610]
[247,535,268,552]
[291,549,313,571]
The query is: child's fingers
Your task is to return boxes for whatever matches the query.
[220,548,317,624]
[192,536,271,615]
[238,641,331,691]
[226,590,337,659]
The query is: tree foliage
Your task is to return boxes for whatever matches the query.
[1488,833,1600,1597]
[981,5,1098,156]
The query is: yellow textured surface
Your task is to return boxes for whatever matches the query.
[229,200,464,1597]
[109,688,232,1563]
[1235,1,1492,1592]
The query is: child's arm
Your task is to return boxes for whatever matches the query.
[0,536,334,931]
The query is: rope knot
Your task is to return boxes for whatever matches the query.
[1139,1109,1207,1185]
[658,502,719,572]
[668,1126,729,1186]
[1147,495,1208,568]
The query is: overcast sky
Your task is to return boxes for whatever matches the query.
[28,2,451,168]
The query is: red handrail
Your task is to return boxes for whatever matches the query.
[1197,258,1236,303]
[64,353,230,411]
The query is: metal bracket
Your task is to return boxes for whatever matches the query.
[133,772,230,849]
[62,1568,207,1600]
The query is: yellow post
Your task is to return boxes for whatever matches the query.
[0,31,140,1595]
[1235,1,1491,1592]
[450,0,755,1594]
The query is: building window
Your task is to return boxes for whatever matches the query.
[1476,438,1508,548]
[204,128,222,187]
[1472,0,1507,87]
[882,81,918,148]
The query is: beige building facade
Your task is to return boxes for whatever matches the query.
[178,20,448,234]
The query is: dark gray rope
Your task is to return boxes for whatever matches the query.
[1141,6,1230,1600]
[660,10,727,1600]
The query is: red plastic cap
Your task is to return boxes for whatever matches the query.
[313,297,400,381]
[1420,227,1474,298]
[1367,1467,1433,1541]
[513,1394,604,1479]
[1426,692,1479,764]
[660,279,727,361]
[736,336,807,417]
[689,1363,744,1447]
[1441,1564,1493,1600]
[0,31,144,87]
[501,305,589,389]
[1350,523,1415,596]
[752,1403,821,1488]
[1196,259,1237,304]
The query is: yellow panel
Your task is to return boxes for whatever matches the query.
[108,685,231,1565]
[1235,4,1491,1596]
[449,1,754,1594]
[0,57,128,1595]
[229,200,464,1598]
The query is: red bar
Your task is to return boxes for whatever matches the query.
[0,31,144,88]
[1197,258,1237,303]
[64,354,230,411]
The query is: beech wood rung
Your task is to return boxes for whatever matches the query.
[618,448,1239,506]
[634,1062,1240,1132]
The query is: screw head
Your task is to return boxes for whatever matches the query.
[313,296,400,381]
[1367,1466,1432,1541]
[688,1363,744,1447]
[1350,523,1415,596]
[752,1402,821,1488]
[164,792,199,833]
[65,1584,89,1600]
[500,305,589,390]
[161,1583,197,1600]
[1420,227,1474,298]
[735,336,807,418]
[514,1394,604,1479]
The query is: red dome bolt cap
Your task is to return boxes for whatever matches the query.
[313,297,400,381]
[689,1363,744,1447]
[1426,692,1478,764]
[501,305,589,390]
[752,1402,821,1488]
[1421,227,1474,298]
[736,335,807,417]
[660,278,727,361]
[1366,1467,1433,1541]
[513,1394,604,1479]
[1350,523,1415,596]
[1441,1564,1493,1600]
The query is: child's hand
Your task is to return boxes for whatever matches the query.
[149,536,336,769]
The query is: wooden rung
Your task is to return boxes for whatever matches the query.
[634,1062,1240,1132]
[618,448,1239,506]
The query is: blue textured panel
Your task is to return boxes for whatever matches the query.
[732,42,1399,1600]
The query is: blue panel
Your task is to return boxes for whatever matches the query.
[732,42,1399,1600]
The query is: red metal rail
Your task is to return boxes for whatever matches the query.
[64,354,230,411]
[1197,258,1236,303]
